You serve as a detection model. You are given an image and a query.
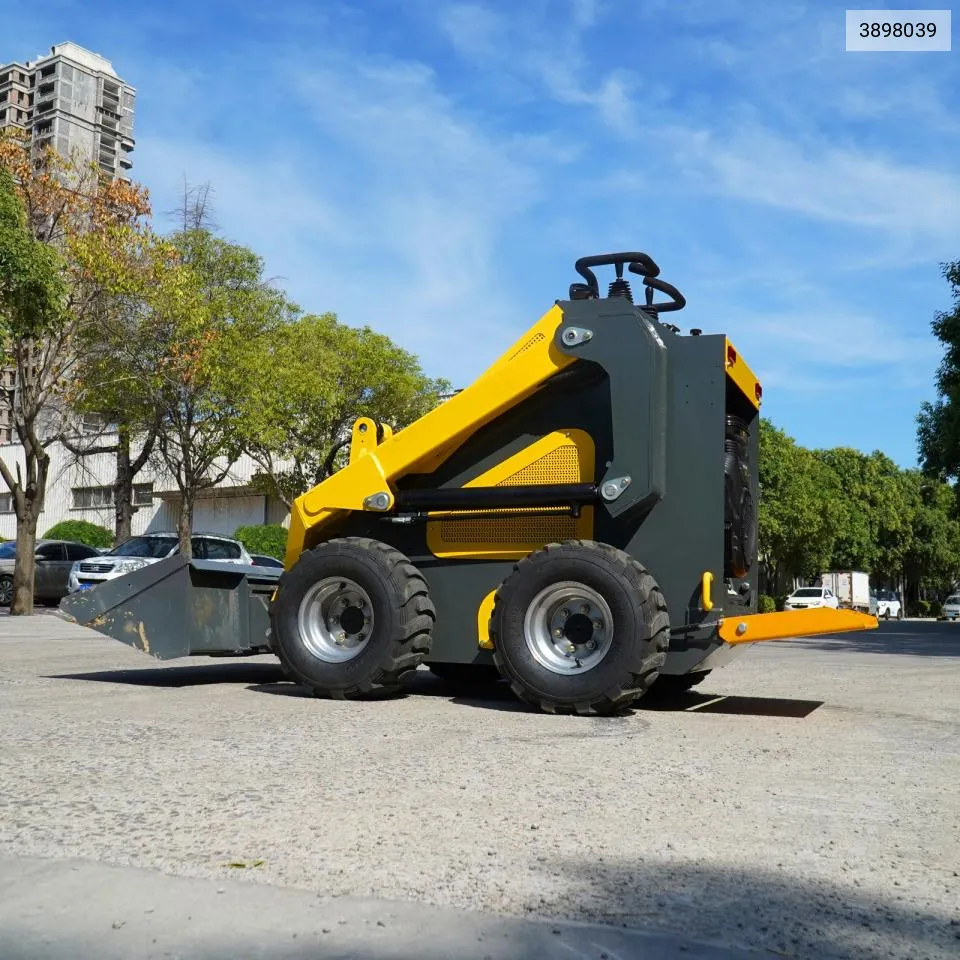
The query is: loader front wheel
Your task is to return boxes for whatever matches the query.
[270,538,435,700]
[489,540,669,716]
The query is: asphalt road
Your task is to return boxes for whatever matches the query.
[0,615,958,960]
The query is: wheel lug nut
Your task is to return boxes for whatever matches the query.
[580,604,590,614]
[554,628,564,638]
[586,640,597,651]
[561,608,570,618]
[593,619,602,630]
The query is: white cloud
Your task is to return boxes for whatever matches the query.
[604,123,960,257]
[134,50,564,384]
[688,128,960,243]
[437,1,652,135]
[752,311,939,369]
[438,3,501,59]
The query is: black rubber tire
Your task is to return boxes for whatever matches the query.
[428,662,502,687]
[270,537,435,700]
[0,575,11,607]
[488,540,670,716]
[650,670,711,696]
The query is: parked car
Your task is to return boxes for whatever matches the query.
[941,594,960,621]
[874,588,903,620]
[250,554,284,569]
[783,586,840,610]
[67,532,253,594]
[0,539,103,605]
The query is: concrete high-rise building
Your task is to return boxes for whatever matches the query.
[0,43,136,444]
[0,41,135,179]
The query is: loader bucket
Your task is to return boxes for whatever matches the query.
[57,556,281,661]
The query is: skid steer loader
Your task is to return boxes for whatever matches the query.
[60,252,876,715]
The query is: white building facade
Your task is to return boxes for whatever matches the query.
[0,438,289,543]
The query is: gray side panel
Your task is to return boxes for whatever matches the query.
[616,333,726,634]
[554,300,667,519]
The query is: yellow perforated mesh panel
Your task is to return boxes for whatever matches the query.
[436,514,579,546]
[427,431,594,559]
[497,446,580,486]
[509,332,545,361]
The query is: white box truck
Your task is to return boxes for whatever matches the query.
[821,571,871,613]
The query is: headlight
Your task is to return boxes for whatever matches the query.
[114,558,150,574]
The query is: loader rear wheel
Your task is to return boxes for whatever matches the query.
[270,537,435,700]
[489,540,669,716]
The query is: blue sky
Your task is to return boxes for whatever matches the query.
[5,0,959,466]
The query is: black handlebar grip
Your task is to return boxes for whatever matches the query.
[575,252,661,296]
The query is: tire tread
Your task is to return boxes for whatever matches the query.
[271,536,435,700]
[488,539,670,716]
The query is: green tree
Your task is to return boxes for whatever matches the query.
[811,448,907,573]
[230,312,451,507]
[918,260,960,481]
[757,418,837,591]
[0,165,65,613]
[152,226,293,556]
[61,227,173,543]
[0,132,150,614]
[899,470,960,607]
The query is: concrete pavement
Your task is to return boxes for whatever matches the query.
[1,615,958,960]
[0,856,777,959]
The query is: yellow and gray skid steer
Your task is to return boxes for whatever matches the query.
[60,252,877,714]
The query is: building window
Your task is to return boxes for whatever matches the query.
[0,492,13,513]
[72,486,112,509]
[72,483,154,509]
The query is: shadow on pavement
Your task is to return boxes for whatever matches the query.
[791,620,960,658]
[639,692,824,718]
[3,854,955,960]
[46,662,283,688]
[534,856,959,960]
[50,662,825,719]
[251,672,823,719]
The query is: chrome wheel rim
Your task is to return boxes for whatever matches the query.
[297,577,374,663]
[0,578,11,605]
[523,581,614,674]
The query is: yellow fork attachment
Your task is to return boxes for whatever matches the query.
[718,607,878,645]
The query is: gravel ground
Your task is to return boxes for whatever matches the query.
[1,615,958,960]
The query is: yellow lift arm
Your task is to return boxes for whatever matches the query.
[285,305,573,567]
